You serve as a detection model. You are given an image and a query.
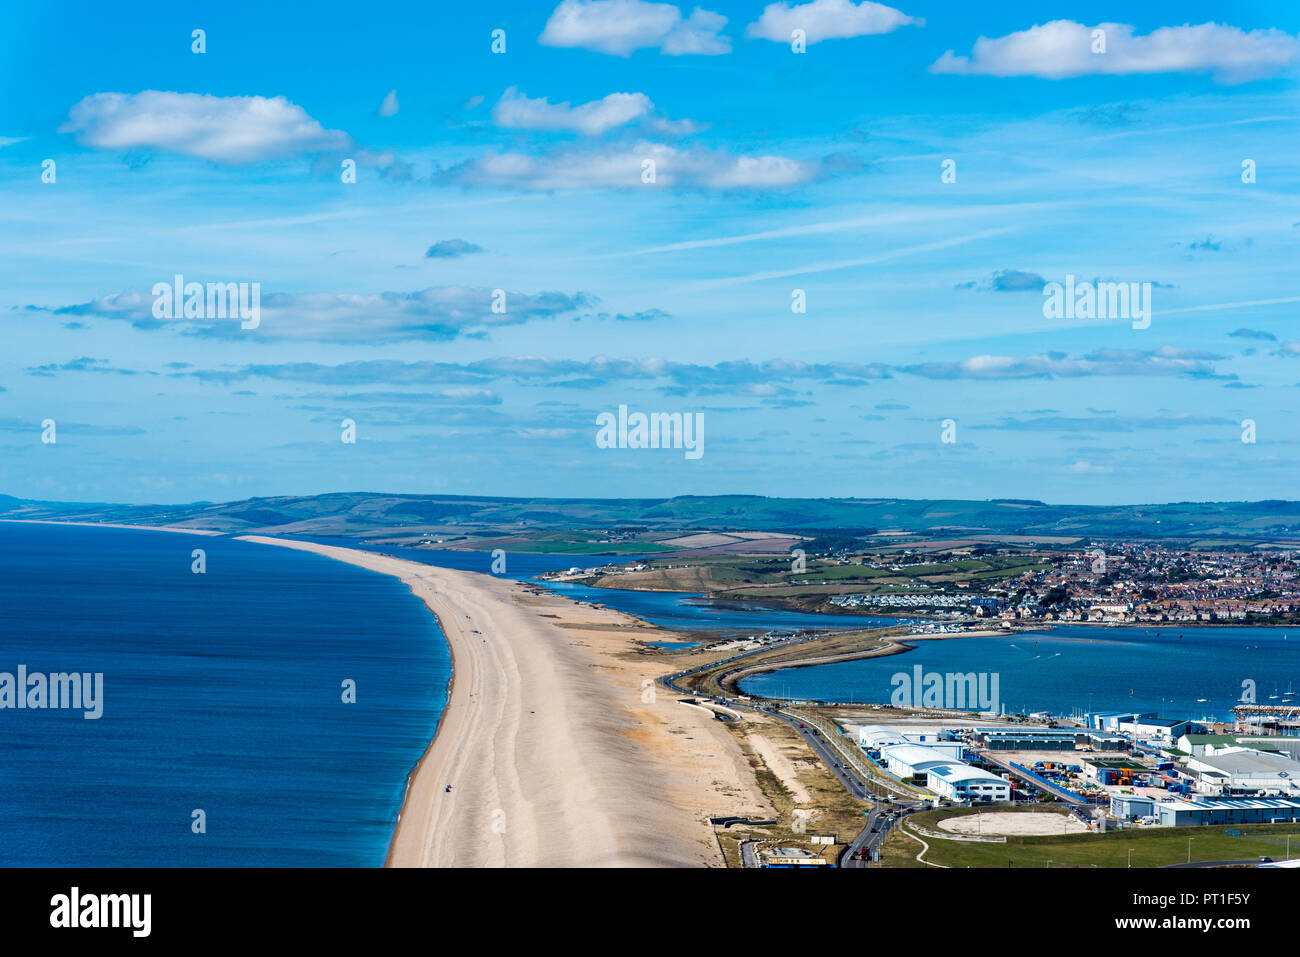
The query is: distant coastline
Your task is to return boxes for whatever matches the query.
[0,518,222,536]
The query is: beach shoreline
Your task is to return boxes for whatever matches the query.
[0,518,223,536]
[237,534,767,867]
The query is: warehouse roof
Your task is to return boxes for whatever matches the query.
[1160,798,1300,811]
[1195,749,1300,776]
[927,763,1006,784]
[880,745,955,769]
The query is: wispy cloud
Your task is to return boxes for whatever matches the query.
[982,413,1235,432]
[425,239,483,258]
[176,355,892,391]
[1228,328,1277,342]
[446,140,817,190]
[956,268,1046,292]
[932,21,1300,83]
[43,287,600,343]
[900,347,1224,381]
[686,228,1012,289]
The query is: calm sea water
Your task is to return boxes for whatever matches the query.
[295,536,581,578]
[0,523,449,866]
[299,540,899,634]
[529,579,899,633]
[739,625,1300,721]
[273,537,1300,724]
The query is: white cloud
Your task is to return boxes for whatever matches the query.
[539,0,730,56]
[59,91,352,163]
[1068,460,1114,474]
[449,141,817,190]
[901,347,1223,380]
[931,20,1300,83]
[379,89,399,117]
[747,0,918,45]
[51,287,595,343]
[491,87,700,136]
[493,87,652,135]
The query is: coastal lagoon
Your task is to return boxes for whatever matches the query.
[0,523,449,866]
[531,579,900,634]
[739,625,1300,722]
[302,540,901,634]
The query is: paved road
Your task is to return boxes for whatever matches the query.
[1164,859,1269,868]
[661,646,926,867]
[769,709,927,866]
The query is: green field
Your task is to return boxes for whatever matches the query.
[8,492,1300,544]
[883,807,1299,868]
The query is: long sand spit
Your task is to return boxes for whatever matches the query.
[238,536,769,868]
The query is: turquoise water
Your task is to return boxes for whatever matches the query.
[0,523,449,866]
[739,625,1300,721]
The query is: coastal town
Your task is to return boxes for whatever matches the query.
[551,541,1300,627]
[964,545,1300,625]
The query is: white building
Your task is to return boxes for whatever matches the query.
[903,731,946,745]
[1156,797,1300,827]
[926,764,1011,803]
[857,725,908,750]
[881,745,957,779]
[1117,717,1199,743]
[1184,748,1300,797]
[914,741,967,762]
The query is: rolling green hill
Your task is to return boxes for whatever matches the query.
[2,492,1300,547]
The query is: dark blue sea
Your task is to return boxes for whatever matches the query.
[738,625,1300,721]
[0,522,449,866]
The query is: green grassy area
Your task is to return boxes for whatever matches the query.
[507,539,675,554]
[885,807,1299,868]
[792,563,895,581]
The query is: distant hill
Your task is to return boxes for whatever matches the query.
[2,492,1300,545]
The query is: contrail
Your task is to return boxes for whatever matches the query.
[1162,296,1300,315]
[680,227,1015,291]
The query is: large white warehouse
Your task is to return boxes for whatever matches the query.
[1185,749,1300,797]
[881,745,958,779]
[858,725,909,750]
[925,764,1012,804]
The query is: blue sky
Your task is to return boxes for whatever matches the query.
[2,0,1299,506]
